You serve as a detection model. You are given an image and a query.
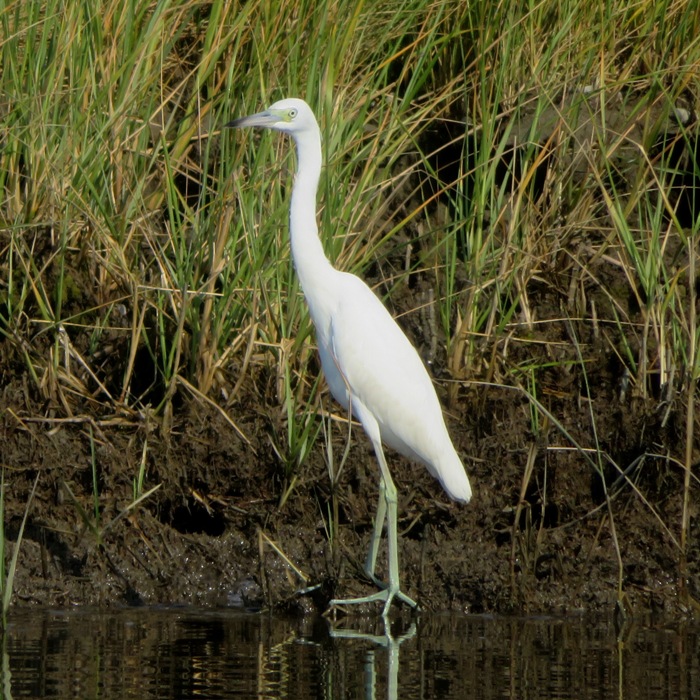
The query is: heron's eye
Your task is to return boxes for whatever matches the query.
[288,108,298,119]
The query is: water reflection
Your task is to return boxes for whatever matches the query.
[329,618,416,699]
[0,607,698,698]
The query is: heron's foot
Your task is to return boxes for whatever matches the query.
[329,585,418,619]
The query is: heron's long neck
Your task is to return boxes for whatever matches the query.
[289,129,334,296]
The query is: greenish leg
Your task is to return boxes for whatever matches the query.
[364,479,386,579]
[330,431,418,619]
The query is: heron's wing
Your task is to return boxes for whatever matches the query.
[326,273,471,503]
[327,273,446,460]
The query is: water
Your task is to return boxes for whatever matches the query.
[1,608,698,698]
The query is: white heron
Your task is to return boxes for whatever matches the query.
[228,98,472,617]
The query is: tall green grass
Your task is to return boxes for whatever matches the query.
[0,0,698,606]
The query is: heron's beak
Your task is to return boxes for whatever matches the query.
[226,109,278,129]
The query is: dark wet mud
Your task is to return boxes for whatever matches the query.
[2,286,698,618]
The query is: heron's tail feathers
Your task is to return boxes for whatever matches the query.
[435,448,472,504]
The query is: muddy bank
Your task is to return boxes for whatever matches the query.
[2,317,698,617]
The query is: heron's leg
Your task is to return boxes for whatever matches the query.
[380,468,401,614]
[329,409,418,618]
[364,477,387,580]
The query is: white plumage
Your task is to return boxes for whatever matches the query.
[229,98,471,617]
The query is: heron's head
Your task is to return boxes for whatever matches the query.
[227,98,317,136]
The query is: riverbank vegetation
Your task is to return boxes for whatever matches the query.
[1,0,698,615]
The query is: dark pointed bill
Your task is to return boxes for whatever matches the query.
[226,110,277,129]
